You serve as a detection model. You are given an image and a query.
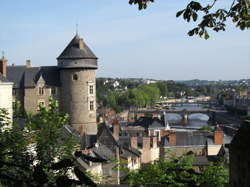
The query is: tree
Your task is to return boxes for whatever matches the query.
[127,154,229,186]
[0,99,98,187]
[129,0,250,39]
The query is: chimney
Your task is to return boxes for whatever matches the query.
[169,132,176,146]
[214,126,224,145]
[0,56,7,77]
[143,136,150,150]
[26,60,31,67]
[112,119,120,141]
[130,136,138,149]
[79,38,84,49]
[152,136,158,148]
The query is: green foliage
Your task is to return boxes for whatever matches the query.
[97,79,218,112]
[0,98,97,186]
[127,155,229,187]
[199,162,229,187]
[129,0,250,39]
[199,125,213,131]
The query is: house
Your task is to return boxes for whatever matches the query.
[160,127,224,159]
[0,56,13,123]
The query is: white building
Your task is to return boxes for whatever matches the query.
[0,74,13,122]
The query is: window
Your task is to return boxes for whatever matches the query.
[37,100,45,109]
[51,87,56,95]
[89,85,94,95]
[89,101,94,111]
[39,87,44,96]
[13,89,16,96]
[73,74,78,81]
[39,101,45,106]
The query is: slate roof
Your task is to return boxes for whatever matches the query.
[7,66,60,88]
[148,118,165,129]
[95,123,141,160]
[57,34,97,60]
[130,117,164,129]
[163,131,214,147]
[193,155,218,166]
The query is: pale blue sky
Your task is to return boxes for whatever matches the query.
[0,0,249,80]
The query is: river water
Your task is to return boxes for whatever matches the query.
[166,104,209,129]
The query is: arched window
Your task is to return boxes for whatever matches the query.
[73,74,78,81]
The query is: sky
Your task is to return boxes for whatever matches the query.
[0,0,249,81]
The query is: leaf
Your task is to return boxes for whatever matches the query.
[188,29,195,36]
[204,30,210,40]
[176,10,185,17]
[192,12,198,21]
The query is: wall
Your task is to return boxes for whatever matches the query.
[0,82,13,122]
[161,146,206,159]
[139,147,160,164]
[207,145,222,156]
[24,86,60,114]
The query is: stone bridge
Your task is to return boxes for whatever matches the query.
[164,109,216,121]
[130,109,216,122]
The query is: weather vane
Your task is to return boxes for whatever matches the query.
[1,51,4,59]
[76,23,78,34]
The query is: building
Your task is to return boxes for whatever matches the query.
[80,122,142,184]
[6,34,97,135]
[160,127,224,159]
[228,119,250,187]
[0,56,13,122]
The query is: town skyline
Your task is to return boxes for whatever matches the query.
[0,0,249,80]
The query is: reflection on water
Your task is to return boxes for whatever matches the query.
[167,104,209,128]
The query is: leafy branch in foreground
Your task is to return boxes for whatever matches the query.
[129,0,250,39]
[0,99,98,187]
[127,155,229,187]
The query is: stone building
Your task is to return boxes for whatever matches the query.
[228,119,250,187]
[6,34,97,135]
[0,56,13,122]
[160,127,224,159]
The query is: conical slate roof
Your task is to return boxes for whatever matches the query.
[57,34,97,60]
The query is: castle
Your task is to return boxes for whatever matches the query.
[0,34,97,135]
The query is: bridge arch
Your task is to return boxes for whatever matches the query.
[188,113,209,121]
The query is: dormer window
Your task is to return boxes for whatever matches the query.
[51,87,56,95]
[39,87,44,96]
[73,74,78,81]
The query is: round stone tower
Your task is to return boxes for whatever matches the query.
[57,34,98,135]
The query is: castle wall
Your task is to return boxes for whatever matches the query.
[24,87,60,114]
[60,69,97,135]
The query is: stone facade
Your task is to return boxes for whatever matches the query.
[60,69,97,134]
